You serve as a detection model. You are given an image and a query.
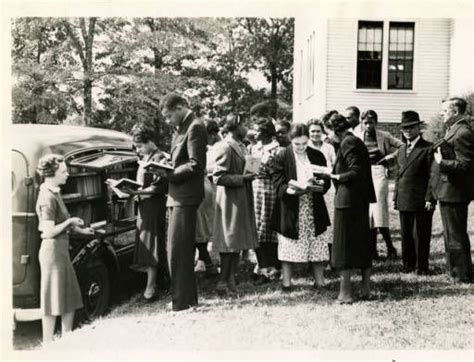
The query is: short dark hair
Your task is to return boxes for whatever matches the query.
[443,97,467,114]
[205,119,220,135]
[345,106,360,118]
[250,102,272,118]
[37,154,64,178]
[326,113,351,133]
[276,119,291,132]
[361,109,378,124]
[131,123,155,144]
[307,118,326,134]
[289,123,309,139]
[224,113,245,132]
[256,118,276,137]
[321,110,339,129]
[159,93,188,111]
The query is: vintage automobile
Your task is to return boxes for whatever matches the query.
[12,124,140,324]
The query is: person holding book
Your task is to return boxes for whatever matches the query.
[430,97,474,283]
[156,93,207,311]
[354,110,403,260]
[212,113,259,296]
[123,124,170,302]
[316,114,376,303]
[248,118,281,285]
[270,123,331,292]
[35,154,94,343]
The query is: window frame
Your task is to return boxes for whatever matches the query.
[353,19,417,93]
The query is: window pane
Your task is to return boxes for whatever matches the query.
[375,28,382,43]
[367,28,374,43]
[388,22,415,89]
[359,28,367,42]
[357,21,383,89]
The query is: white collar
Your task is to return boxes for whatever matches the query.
[407,135,421,146]
[257,140,280,152]
[41,182,61,193]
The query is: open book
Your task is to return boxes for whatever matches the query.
[105,178,142,198]
[143,160,174,172]
[288,179,325,193]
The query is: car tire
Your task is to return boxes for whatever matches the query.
[77,260,111,323]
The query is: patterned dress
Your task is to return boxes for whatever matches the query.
[308,142,336,244]
[277,151,330,263]
[249,140,280,244]
[36,183,83,316]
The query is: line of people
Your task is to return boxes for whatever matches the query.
[35,93,473,342]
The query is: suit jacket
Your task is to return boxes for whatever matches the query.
[430,116,474,202]
[333,133,376,209]
[353,128,403,158]
[270,145,331,239]
[166,112,207,207]
[393,137,435,211]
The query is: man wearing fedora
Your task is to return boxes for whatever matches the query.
[430,97,474,283]
[393,111,436,274]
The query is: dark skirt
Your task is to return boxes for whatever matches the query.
[131,195,167,272]
[332,202,372,269]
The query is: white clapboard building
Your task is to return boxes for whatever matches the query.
[293,16,473,133]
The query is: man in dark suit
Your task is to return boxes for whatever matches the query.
[393,111,436,275]
[157,93,207,310]
[431,97,474,283]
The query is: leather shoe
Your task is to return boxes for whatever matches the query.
[281,284,292,293]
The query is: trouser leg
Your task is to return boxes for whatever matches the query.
[167,206,198,311]
[414,209,433,273]
[439,202,472,282]
[400,211,416,270]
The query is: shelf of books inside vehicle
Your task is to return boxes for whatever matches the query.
[68,151,138,171]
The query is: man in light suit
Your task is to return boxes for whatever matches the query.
[431,97,474,283]
[158,93,207,310]
[393,111,435,274]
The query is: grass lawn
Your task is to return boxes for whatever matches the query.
[37,197,474,354]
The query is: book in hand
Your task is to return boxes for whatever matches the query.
[105,178,142,198]
[143,160,174,172]
[432,138,455,159]
[288,179,325,194]
[244,155,262,175]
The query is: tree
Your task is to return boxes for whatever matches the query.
[240,18,295,118]
[61,18,98,126]
[11,18,75,124]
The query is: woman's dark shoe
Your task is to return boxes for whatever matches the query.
[336,296,354,304]
[281,284,292,293]
[254,274,270,286]
[139,292,158,303]
[215,282,228,296]
[386,248,398,260]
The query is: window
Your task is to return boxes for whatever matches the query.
[298,31,316,102]
[388,22,415,89]
[357,21,383,89]
[356,20,415,90]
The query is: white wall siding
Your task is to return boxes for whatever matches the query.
[324,18,451,123]
[449,18,473,96]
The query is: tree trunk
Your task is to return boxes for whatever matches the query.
[270,63,278,119]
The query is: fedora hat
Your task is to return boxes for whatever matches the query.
[401,111,424,127]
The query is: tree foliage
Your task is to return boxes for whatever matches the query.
[11,17,295,145]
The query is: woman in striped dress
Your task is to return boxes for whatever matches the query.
[248,119,281,284]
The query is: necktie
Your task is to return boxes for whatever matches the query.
[406,141,414,157]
